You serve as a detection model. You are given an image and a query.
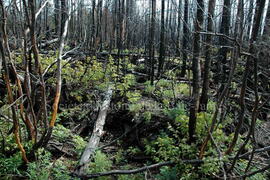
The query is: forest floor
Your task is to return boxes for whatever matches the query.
[1,51,269,179]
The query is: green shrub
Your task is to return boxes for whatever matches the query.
[87,151,113,180]
[156,166,178,180]
[0,153,22,175]
[26,148,51,180]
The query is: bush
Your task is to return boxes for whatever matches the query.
[87,151,113,180]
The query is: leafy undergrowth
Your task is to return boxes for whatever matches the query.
[0,54,268,180]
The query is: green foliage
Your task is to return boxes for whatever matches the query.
[114,149,126,164]
[174,83,189,96]
[116,74,136,95]
[26,148,51,180]
[0,153,22,175]
[126,146,142,156]
[53,124,86,154]
[50,159,76,180]
[206,100,216,113]
[73,135,87,154]
[144,80,190,109]
[143,111,152,122]
[53,124,70,141]
[234,160,267,180]
[129,103,144,113]
[126,91,141,103]
[144,82,155,95]
[144,102,232,178]
[156,166,178,180]
[88,151,113,180]
[26,148,76,180]
[118,175,144,180]
[145,133,180,162]
[164,104,186,120]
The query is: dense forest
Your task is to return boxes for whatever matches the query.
[0,0,269,179]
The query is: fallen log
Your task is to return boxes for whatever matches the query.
[74,85,113,175]
[73,159,203,179]
[39,38,59,48]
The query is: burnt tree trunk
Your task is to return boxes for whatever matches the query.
[180,0,189,77]
[188,0,204,143]
[158,0,165,78]
[199,0,216,112]
[218,0,232,93]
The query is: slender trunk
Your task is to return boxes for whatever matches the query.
[33,0,70,150]
[54,0,60,34]
[263,2,270,35]
[188,0,204,143]
[91,0,96,51]
[149,0,156,85]
[180,0,189,77]
[176,0,182,58]
[0,0,29,163]
[246,0,254,41]
[26,0,49,140]
[199,0,216,112]
[218,0,232,93]
[199,0,243,158]
[226,0,266,155]
[158,0,165,78]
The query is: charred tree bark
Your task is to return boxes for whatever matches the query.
[180,0,189,77]
[226,0,266,155]
[33,1,71,150]
[0,0,29,163]
[158,0,165,78]
[149,0,156,85]
[199,0,216,112]
[176,0,182,58]
[54,0,60,34]
[188,0,204,143]
[199,0,244,159]
[246,0,254,41]
[263,2,270,35]
[91,0,96,51]
[218,0,232,93]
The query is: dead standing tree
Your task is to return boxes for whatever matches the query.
[188,0,204,143]
[226,0,267,156]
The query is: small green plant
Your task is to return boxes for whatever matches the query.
[53,124,86,154]
[156,166,178,180]
[145,133,180,162]
[73,135,87,154]
[114,149,126,164]
[51,159,76,180]
[27,148,51,180]
[126,91,142,103]
[144,81,155,95]
[88,151,113,180]
[0,153,22,175]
